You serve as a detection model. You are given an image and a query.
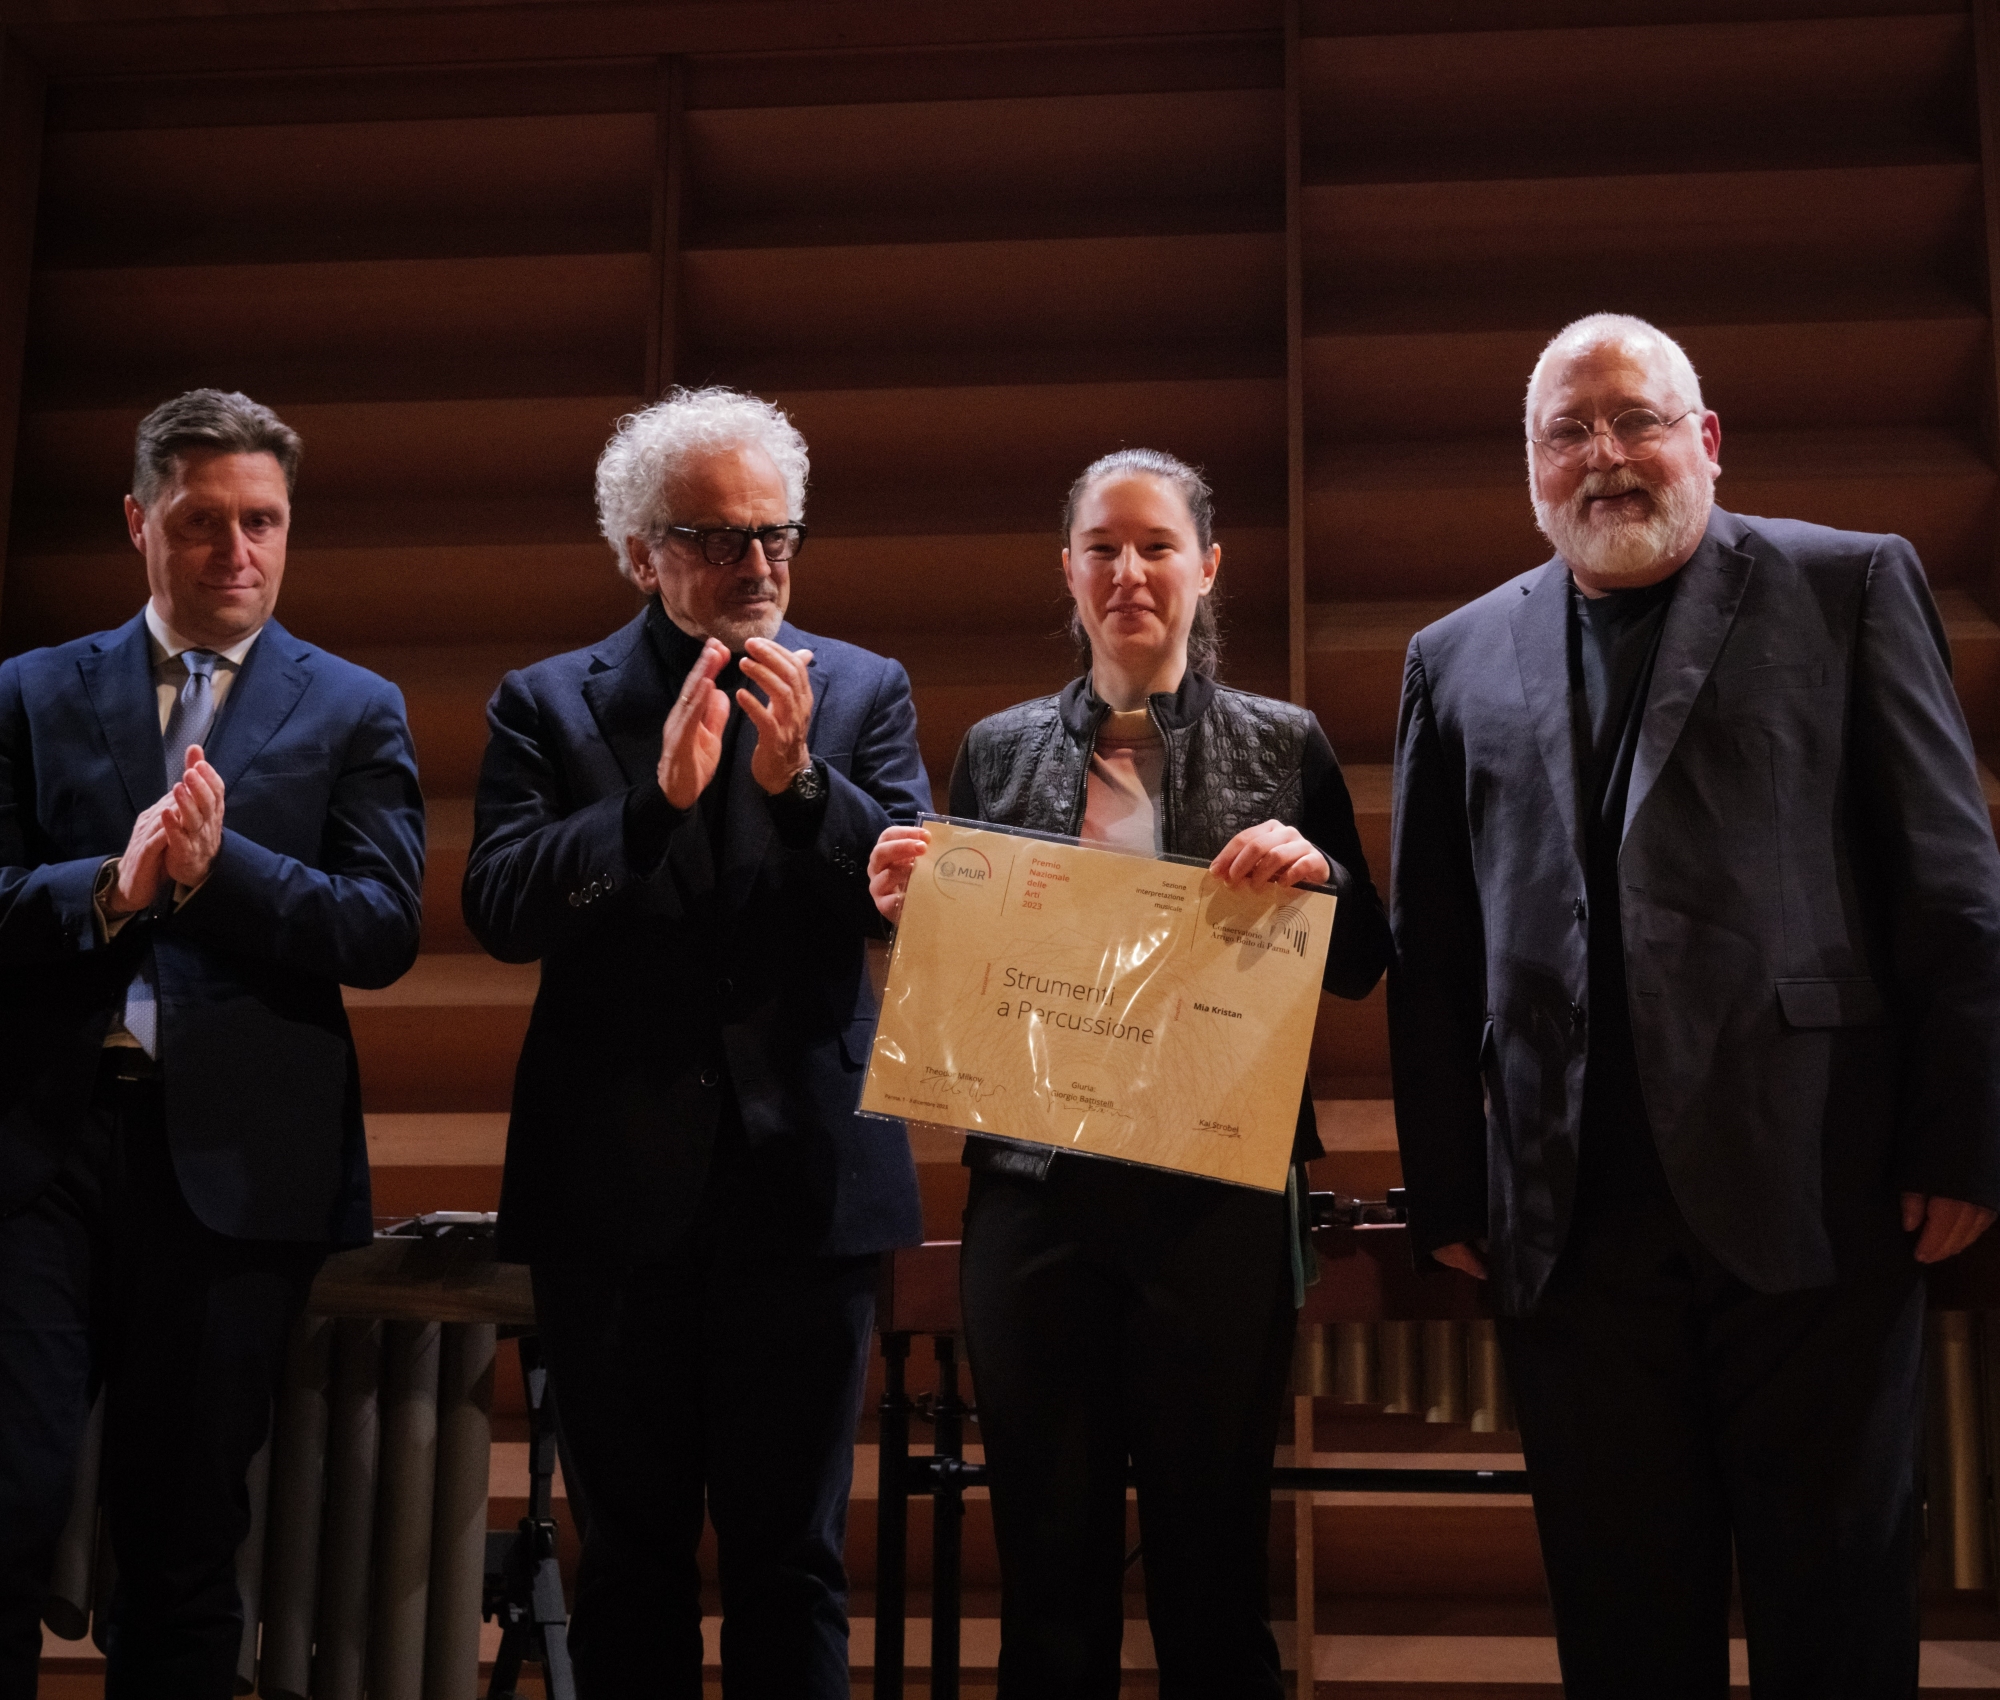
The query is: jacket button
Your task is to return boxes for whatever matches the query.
[567,891,581,908]
[699,1067,720,1089]
[1571,897,1586,922]
[1569,1000,1587,1029]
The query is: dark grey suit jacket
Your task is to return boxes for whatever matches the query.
[1389,508,2000,1313]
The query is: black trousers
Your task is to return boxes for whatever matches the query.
[0,1065,320,1700]
[1500,1122,1924,1700]
[531,1165,878,1700]
[960,1158,1297,1700]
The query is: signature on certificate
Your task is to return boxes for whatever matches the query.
[918,1066,1006,1106]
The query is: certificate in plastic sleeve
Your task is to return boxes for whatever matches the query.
[859,817,1335,1192]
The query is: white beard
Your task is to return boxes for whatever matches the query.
[1533,463,1714,585]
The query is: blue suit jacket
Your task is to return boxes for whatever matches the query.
[464,608,930,1265]
[1391,509,2000,1312]
[0,612,425,1246]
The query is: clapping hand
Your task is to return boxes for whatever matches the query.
[740,637,815,796]
[161,744,225,888]
[658,639,732,809]
[108,743,227,913]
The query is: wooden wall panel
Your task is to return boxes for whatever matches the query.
[677,49,1290,765]
[0,31,45,595]
[13,0,1285,78]
[13,5,2000,1669]
[37,113,655,265]
[1298,5,1999,788]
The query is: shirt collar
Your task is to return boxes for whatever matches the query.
[143,600,263,670]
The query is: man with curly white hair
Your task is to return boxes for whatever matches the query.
[464,386,929,1698]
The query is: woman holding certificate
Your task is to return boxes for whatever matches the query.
[867,449,1390,1699]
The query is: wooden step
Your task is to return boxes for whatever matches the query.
[1342,760,1390,890]
[37,110,654,269]
[44,1626,2000,1693]
[787,527,1288,649]
[364,1108,973,1242]
[1304,427,1995,609]
[0,542,639,655]
[345,953,535,1113]
[13,379,1285,542]
[423,797,475,953]
[13,396,634,515]
[776,380,1287,535]
[364,1111,507,1217]
[1302,164,1983,334]
[1310,1097,1401,1201]
[1299,14,1969,187]
[1311,986,1389,1099]
[1304,600,1459,764]
[45,60,659,136]
[25,253,650,407]
[683,33,1280,117]
[343,643,547,799]
[1304,315,1987,442]
[685,86,1282,250]
[683,232,1282,391]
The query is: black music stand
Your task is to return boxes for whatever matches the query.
[484,1333,576,1700]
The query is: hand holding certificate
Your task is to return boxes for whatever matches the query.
[860,819,1335,1191]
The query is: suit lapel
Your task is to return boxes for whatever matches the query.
[581,610,671,788]
[583,609,718,893]
[1622,523,1753,841]
[1508,561,1584,873]
[78,612,167,812]
[205,620,311,789]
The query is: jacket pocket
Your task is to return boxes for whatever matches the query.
[1775,976,1888,1029]
[1712,663,1827,708]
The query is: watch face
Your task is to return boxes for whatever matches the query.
[792,761,827,800]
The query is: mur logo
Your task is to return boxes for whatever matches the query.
[933,846,993,898]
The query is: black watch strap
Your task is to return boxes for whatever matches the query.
[786,757,829,803]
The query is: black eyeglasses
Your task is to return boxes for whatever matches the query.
[1531,408,1697,469]
[661,522,808,567]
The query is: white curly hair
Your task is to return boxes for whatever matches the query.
[595,387,810,581]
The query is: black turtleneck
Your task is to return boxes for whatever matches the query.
[623,602,829,877]
[1568,565,1679,1190]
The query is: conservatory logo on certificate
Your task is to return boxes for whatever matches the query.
[859,819,1335,1191]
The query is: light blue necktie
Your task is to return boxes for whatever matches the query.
[122,650,220,1059]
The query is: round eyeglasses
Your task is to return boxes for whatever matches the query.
[662,522,808,567]
[1530,407,1697,469]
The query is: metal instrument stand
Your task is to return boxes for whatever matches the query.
[484,1333,576,1700]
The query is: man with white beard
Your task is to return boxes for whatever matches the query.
[1388,313,2000,1697]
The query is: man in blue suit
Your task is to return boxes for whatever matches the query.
[463,386,928,1699]
[1391,316,2000,1696]
[0,389,424,1698]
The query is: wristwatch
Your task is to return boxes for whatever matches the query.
[786,758,828,804]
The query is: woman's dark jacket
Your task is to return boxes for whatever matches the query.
[947,668,1391,1182]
